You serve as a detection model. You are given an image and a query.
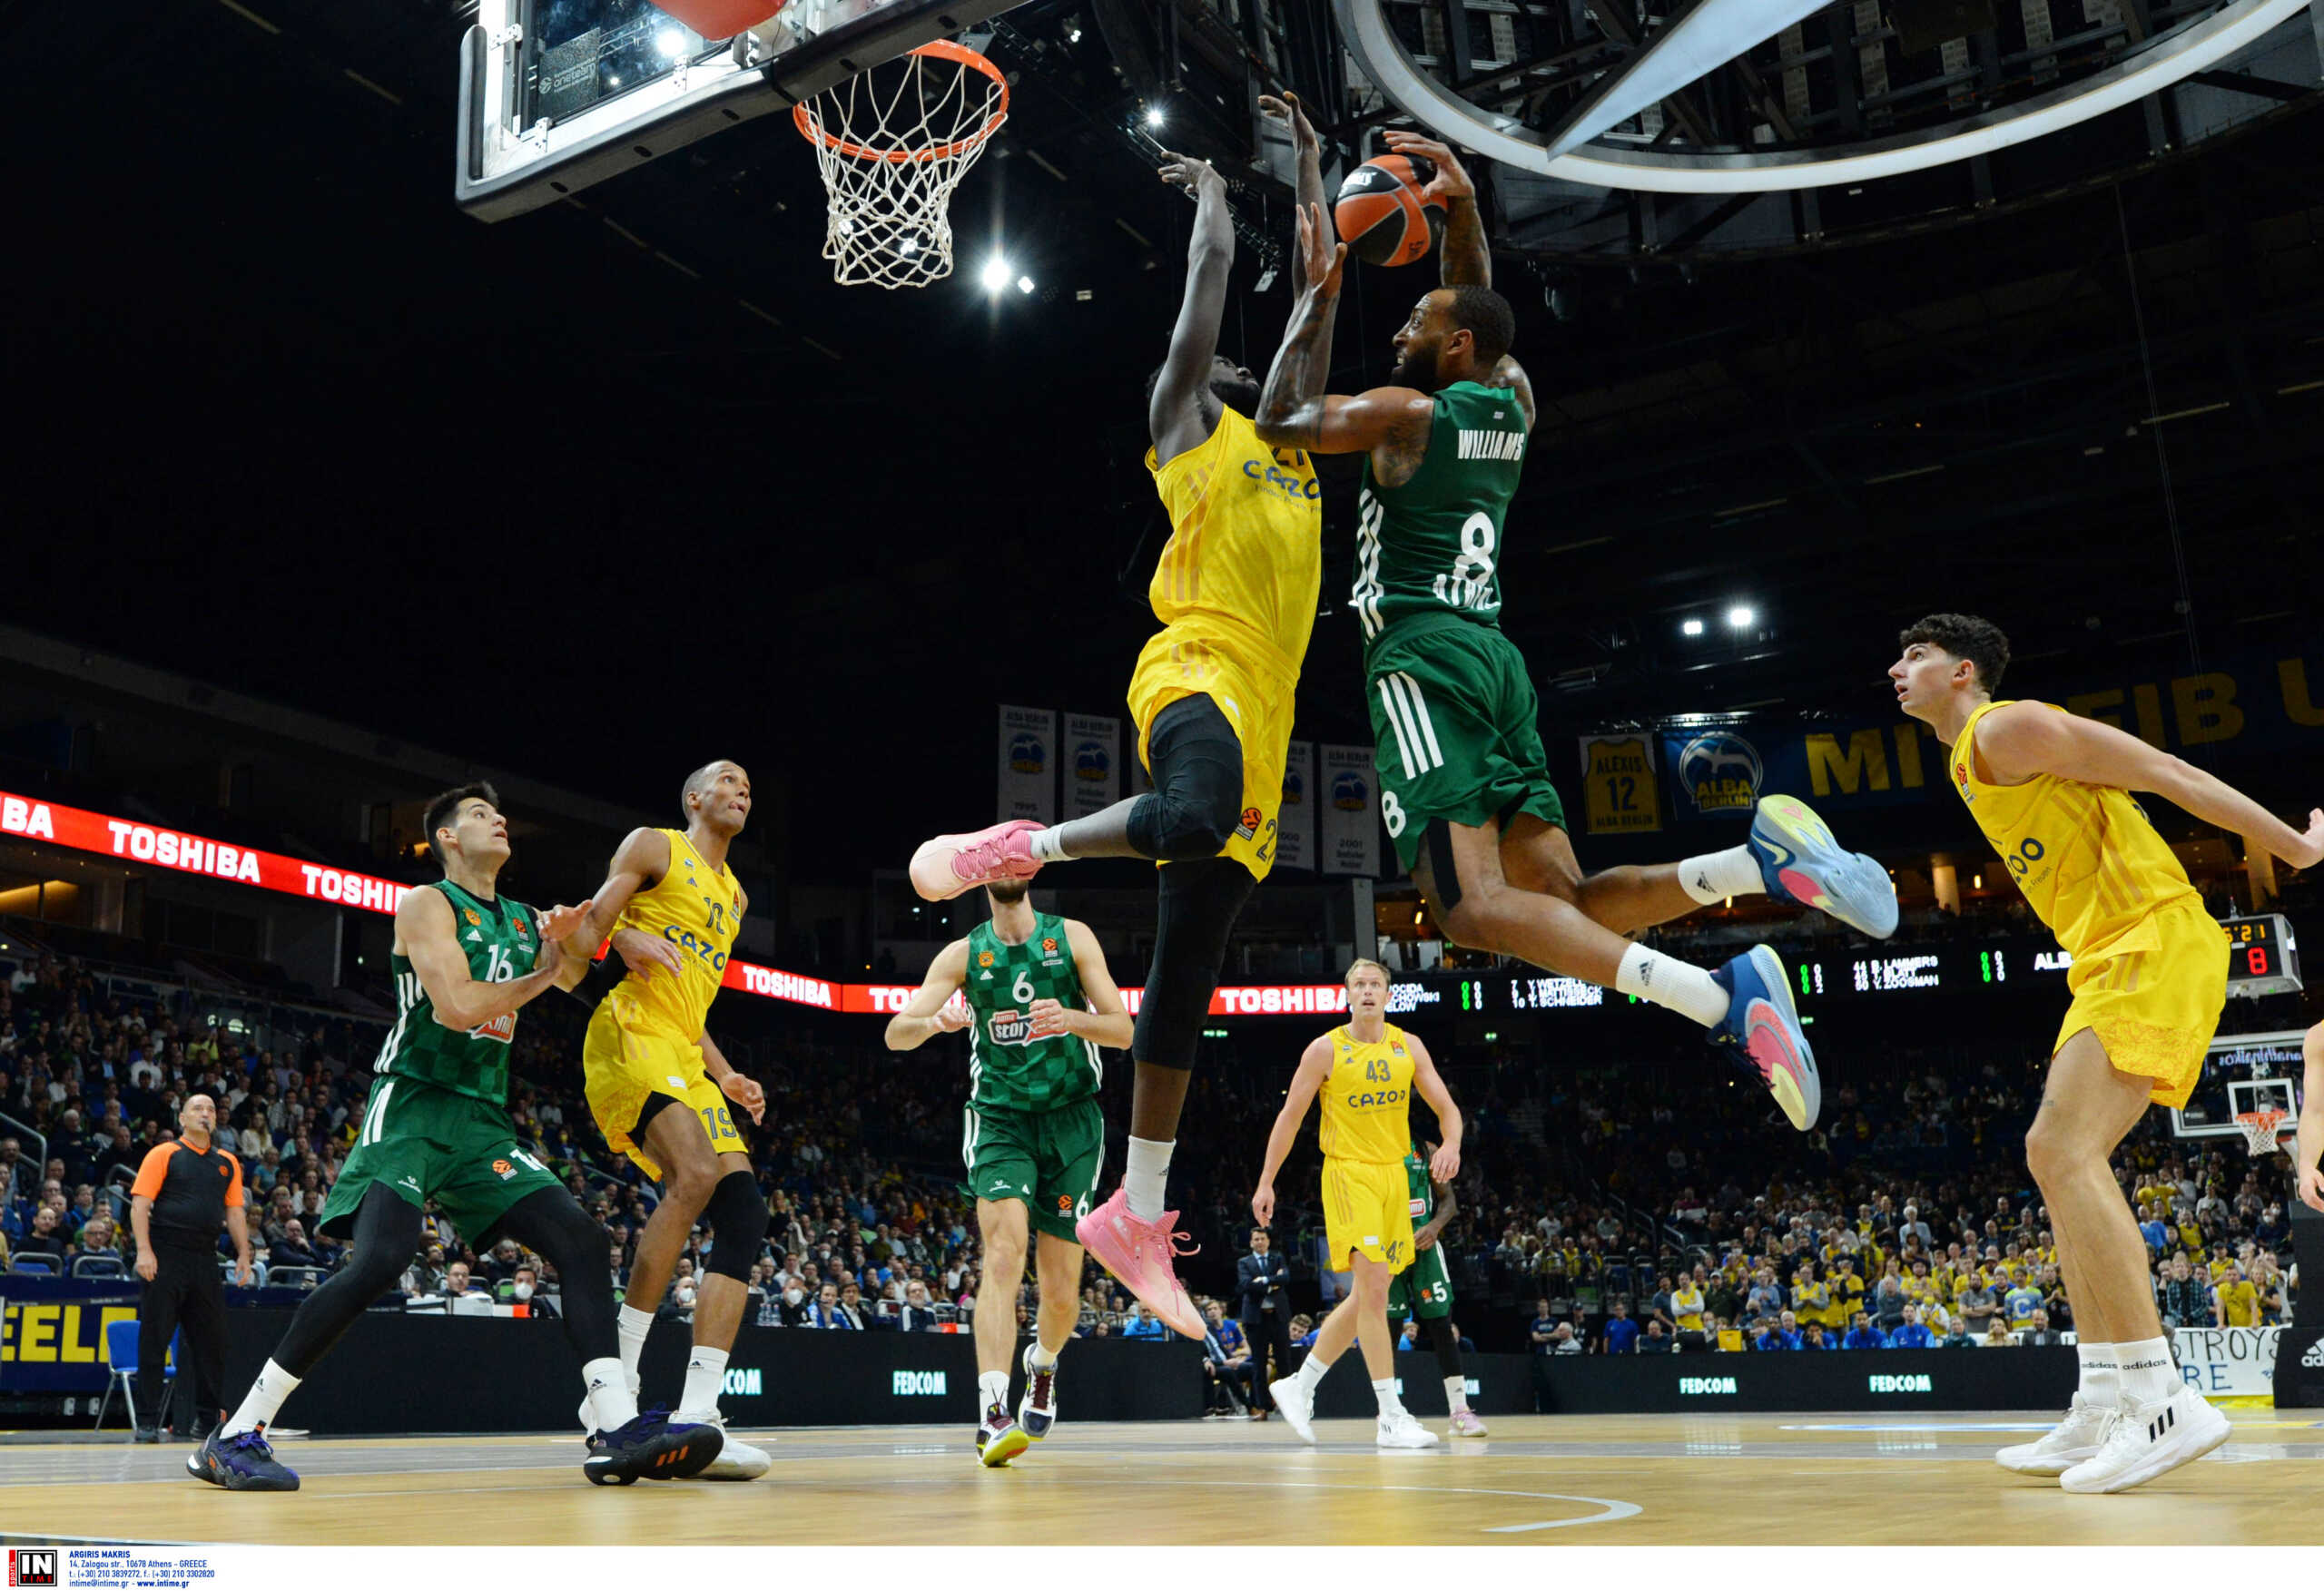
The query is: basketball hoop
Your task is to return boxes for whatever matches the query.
[2235,1109,2287,1157]
[793,40,1009,289]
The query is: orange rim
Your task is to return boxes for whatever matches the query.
[793,39,1009,164]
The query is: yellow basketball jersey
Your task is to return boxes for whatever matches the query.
[1318,1022,1415,1165]
[611,828,742,1037]
[1949,699,2200,958]
[1143,406,1322,691]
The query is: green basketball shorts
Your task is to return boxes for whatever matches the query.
[1386,1241,1455,1321]
[1364,614,1565,872]
[320,1075,564,1245]
[961,1096,1106,1242]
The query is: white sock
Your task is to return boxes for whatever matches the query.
[584,1356,638,1432]
[617,1304,654,1383]
[1296,1352,1332,1391]
[1615,943,1732,1028]
[1444,1374,1470,1414]
[1372,1377,1404,1418]
[222,1359,300,1437]
[675,1346,728,1419]
[2116,1336,2179,1405]
[2076,1341,2120,1409]
[1029,828,1070,863]
[1028,1340,1059,1370]
[1124,1135,1175,1222]
[1678,845,1765,905]
[979,1370,1011,1414]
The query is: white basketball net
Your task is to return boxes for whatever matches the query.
[2237,1111,2285,1157]
[793,42,1009,290]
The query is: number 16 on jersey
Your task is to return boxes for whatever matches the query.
[1580,735,1663,836]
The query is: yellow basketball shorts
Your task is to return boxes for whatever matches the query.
[583,991,747,1181]
[1321,1157,1415,1273]
[2053,904,2228,1108]
[1127,626,1295,883]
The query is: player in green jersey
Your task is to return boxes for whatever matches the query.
[885,880,1133,1467]
[1386,1138,1485,1436]
[193,784,723,1492]
[1254,133,1898,1134]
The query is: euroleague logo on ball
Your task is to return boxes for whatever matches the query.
[1334,152,1444,268]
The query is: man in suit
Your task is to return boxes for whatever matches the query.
[1236,1225,1292,1418]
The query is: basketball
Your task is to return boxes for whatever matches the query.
[1334,152,1445,267]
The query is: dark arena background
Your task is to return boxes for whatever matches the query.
[4,0,2322,1559]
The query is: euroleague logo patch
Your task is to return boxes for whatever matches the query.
[1057,1195,1073,1215]
[494,1158,517,1180]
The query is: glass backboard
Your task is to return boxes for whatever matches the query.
[2171,1029,2307,1139]
[458,0,1027,221]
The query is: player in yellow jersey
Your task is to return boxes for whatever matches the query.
[904,97,1334,1339]
[1893,614,2321,1493]
[1251,959,1462,1449]
[564,760,772,1480]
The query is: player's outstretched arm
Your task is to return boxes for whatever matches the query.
[1407,1032,1462,1181]
[2297,1023,2323,1213]
[1383,130,1486,289]
[1149,151,1236,466]
[1025,919,1135,1049]
[399,886,562,1031]
[1251,1036,1334,1226]
[882,938,971,1051]
[1255,204,1436,466]
[1973,704,2324,869]
[1259,93,1334,258]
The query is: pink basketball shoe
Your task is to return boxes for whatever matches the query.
[1075,1188,1205,1340]
[908,820,1044,901]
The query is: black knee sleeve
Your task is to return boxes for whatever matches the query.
[1132,855,1257,1071]
[494,1187,621,1360]
[702,1170,768,1282]
[1428,1314,1464,1380]
[1127,696,1246,862]
[268,1185,423,1378]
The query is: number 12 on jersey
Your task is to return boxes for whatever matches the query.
[1580,735,1663,836]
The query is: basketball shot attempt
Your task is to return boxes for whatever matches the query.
[1253,959,1458,1449]
[906,95,1334,1338]
[883,883,1132,1466]
[1252,133,1901,1133]
[1892,614,2324,1492]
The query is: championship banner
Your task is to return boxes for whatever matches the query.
[1319,744,1382,877]
[1276,741,1316,871]
[1578,734,1662,835]
[1061,713,1120,820]
[997,705,1057,824]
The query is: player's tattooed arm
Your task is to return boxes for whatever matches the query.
[882,938,972,1051]
[399,886,562,1031]
[1383,130,1486,289]
[1025,918,1135,1049]
[1485,355,1537,432]
[1250,1036,1335,1226]
[1973,704,2324,868]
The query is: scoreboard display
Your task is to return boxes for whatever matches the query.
[1787,913,2300,1003]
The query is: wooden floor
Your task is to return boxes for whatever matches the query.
[4,1412,2319,1546]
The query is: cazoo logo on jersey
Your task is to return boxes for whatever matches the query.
[1677,732,1764,816]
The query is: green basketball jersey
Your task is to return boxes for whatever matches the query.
[370,879,538,1106]
[1353,380,1530,655]
[961,913,1099,1113]
[1405,1145,1436,1226]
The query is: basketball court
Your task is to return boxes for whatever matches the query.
[3,1413,2319,1546]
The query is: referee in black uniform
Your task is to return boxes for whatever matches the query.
[128,1095,253,1441]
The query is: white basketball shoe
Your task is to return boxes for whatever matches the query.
[2058,1384,2230,1494]
[1994,1395,2116,1476]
